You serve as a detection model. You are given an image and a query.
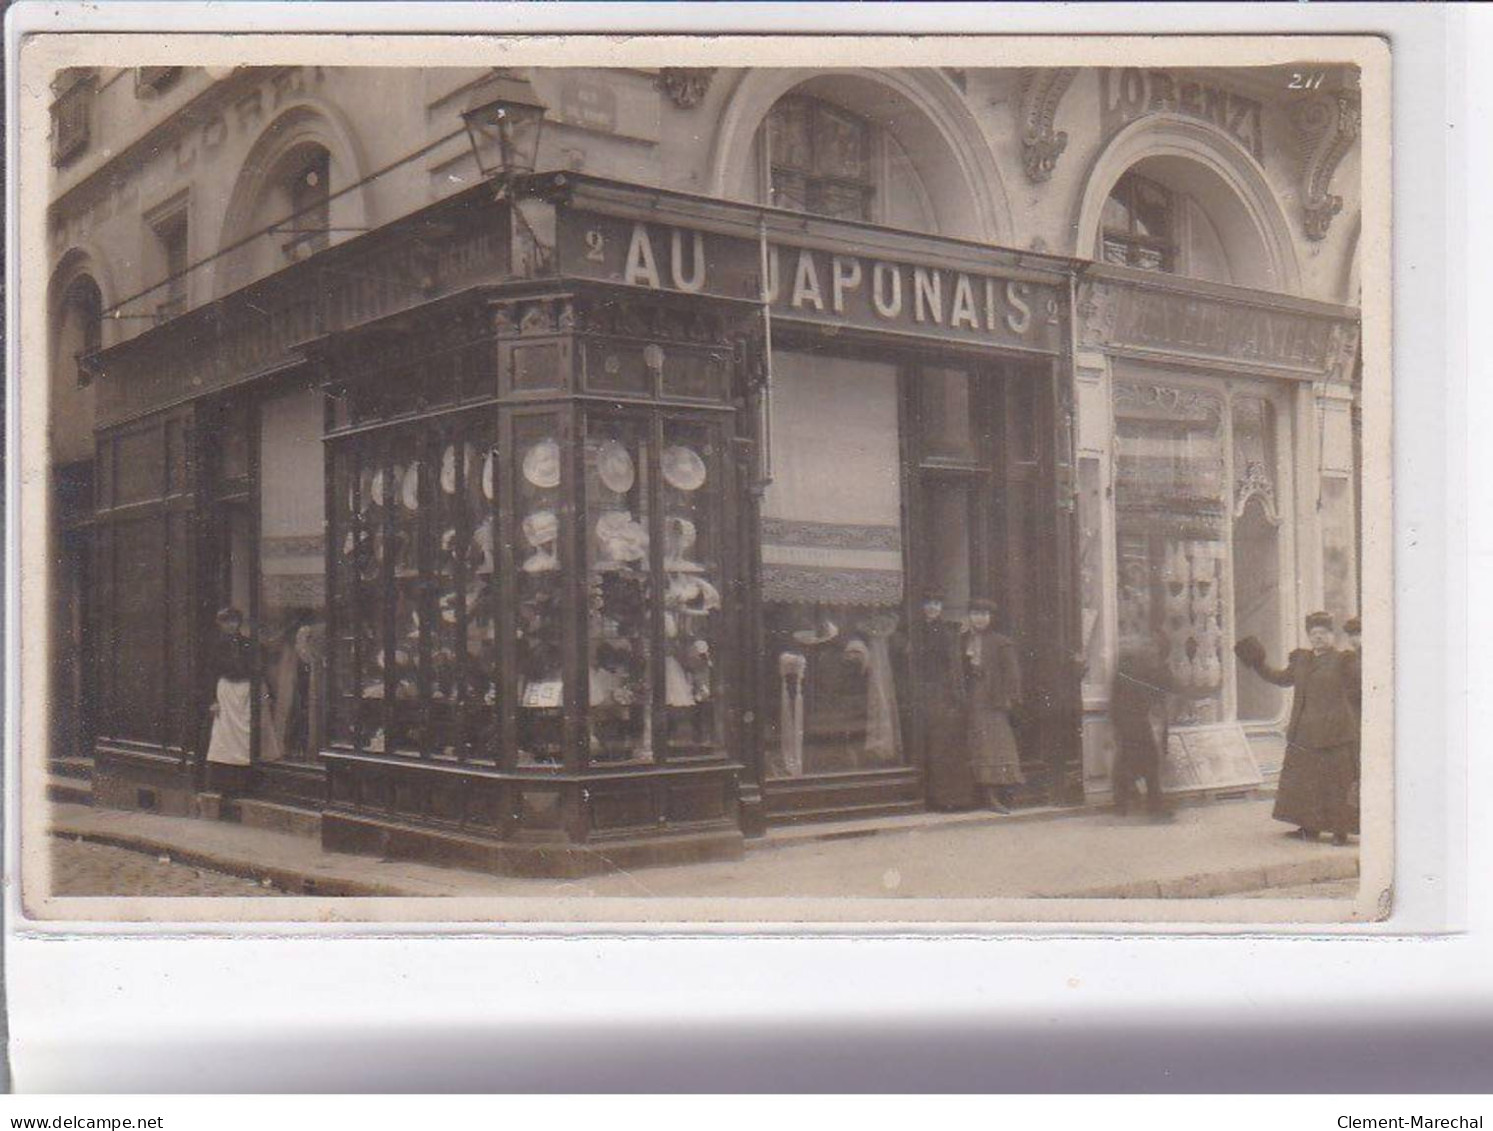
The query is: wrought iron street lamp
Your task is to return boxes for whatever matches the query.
[461,69,548,192]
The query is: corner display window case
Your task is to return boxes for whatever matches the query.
[318,282,756,875]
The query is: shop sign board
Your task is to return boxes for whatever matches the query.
[1081,276,1354,378]
[556,209,1068,356]
[97,192,511,423]
[1098,67,1265,161]
[1161,723,1265,794]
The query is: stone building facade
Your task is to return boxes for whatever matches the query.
[47,64,1362,872]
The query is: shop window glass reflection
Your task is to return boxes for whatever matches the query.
[919,368,977,462]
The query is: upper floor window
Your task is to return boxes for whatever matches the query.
[147,204,190,321]
[765,94,875,222]
[280,146,332,263]
[1100,171,1177,273]
[135,67,183,98]
[61,275,103,388]
[50,69,96,168]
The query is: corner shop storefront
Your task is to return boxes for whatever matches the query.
[87,172,1083,874]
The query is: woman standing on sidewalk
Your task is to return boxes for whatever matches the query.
[1235,611,1361,845]
[204,606,255,796]
[961,597,1025,813]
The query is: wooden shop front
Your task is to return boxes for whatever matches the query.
[85,172,1085,874]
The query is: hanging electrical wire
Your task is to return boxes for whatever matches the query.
[97,122,474,322]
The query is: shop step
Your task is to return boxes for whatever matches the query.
[47,774,93,806]
[232,797,322,839]
[48,754,96,781]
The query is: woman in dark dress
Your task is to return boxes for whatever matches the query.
[1236,611,1361,845]
[961,597,1025,813]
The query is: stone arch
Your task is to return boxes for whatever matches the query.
[708,68,1012,244]
[214,100,371,297]
[1073,114,1302,294]
[48,245,116,361]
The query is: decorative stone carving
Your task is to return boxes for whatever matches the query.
[1233,461,1281,525]
[1017,67,1080,183]
[1322,320,1361,385]
[1075,280,1119,349]
[1289,89,1361,241]
[656,67,717,110]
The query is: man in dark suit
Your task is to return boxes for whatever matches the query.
[1236,611,1361,845]
[915,591,972,809]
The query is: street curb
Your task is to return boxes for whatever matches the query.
[52,825,412,898]
[1060,853,1359,900]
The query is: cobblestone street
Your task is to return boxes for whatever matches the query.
[50,836,282,897]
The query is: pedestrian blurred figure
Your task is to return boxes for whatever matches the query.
[1110,630,1174,821]
[961,597,1024,813]
[1236,611,1361,846]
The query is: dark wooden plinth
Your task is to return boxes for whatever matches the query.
[322,810,744,879]
[92,743,199,816]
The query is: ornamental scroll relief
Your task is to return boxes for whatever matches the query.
[1289,88,1361,242]
[1016,67,1080,184]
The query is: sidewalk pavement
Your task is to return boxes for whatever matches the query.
[47,796,1358,901]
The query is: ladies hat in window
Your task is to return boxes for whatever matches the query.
[400,460,422,511]
[661,444,707,492]
[790,607,840,647]
[522,437,562,489]
[441,442,476,495]
[663,516,704,573]
[595,510,649,564]
[596,439,636,495]
[464,516,495,576]
[521,510,560,573]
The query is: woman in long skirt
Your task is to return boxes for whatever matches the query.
[1236,611,1361,845]
[961,598,1025,813]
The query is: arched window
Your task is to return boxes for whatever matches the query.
[1100,171,1177,272]
[763,93,876,222]
[278,145,332,262]
[60,275,103,388]
[1095,163,1240,285]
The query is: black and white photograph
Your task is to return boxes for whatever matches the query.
[15,32,1390,924]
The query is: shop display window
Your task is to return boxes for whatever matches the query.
[1114,382,1227,726]
[512,414,566,765]
[583,415,655,763]
[660,419,725,754]
[327,412,498,762]
[1114,380,1292,729]
[760,352,906,778]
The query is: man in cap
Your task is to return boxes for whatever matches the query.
[1236,611,1361,845]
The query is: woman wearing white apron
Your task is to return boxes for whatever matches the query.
[205,606,255,795]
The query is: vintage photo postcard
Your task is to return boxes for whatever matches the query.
[12,31,1391,926]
